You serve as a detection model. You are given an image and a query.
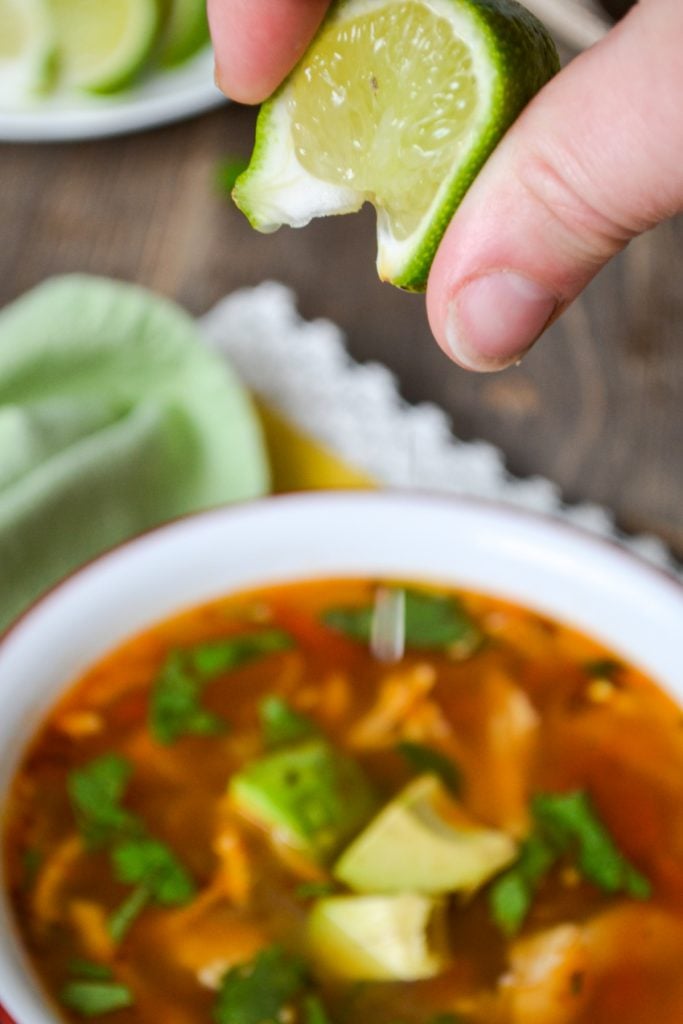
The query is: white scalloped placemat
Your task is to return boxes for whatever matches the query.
[200,281,676,575]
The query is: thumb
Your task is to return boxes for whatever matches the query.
[426,0,683,371]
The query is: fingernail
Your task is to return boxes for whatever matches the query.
[446,272,558,371]
[214,62,226,96]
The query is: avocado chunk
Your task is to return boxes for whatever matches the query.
[230,739,377,863]
[334,775,516,894]
[307,893,449,981]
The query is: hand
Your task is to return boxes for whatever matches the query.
[209,0,683,371]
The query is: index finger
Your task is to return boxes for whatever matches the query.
[209,0,330,104]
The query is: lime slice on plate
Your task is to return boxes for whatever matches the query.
[0,0,56,102]
[158,0,211,68]
[50,0,160,94]
[234,0,559,291]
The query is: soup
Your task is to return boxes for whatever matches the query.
[4,579,683,1024]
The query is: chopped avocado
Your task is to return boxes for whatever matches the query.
[334,775,516,895]
[307,893,449,981]
[229,739,377,863]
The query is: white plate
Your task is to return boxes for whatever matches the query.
[0,48,226,143]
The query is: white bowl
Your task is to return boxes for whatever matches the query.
[1,491,681,1023]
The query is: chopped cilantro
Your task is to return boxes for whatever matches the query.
[60,981,133,1016]
[213,945,309,1024]
[396,741,461,794]
[108,838,196,940]
[107,885,150,943]
[190,630,293,677]
[324,589,483,657]
[68,756,196,942]
[532,791,651,898]
[68,960,114,982]
[323,606,373,643]
[489,790,651,936]
[151,631,292,745]
[68,754,139,849]
[150,652,226,745]
[260,695,318,749]
[488,832,556,936]
[112,837,197,905]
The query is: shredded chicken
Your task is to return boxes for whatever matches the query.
[459,672,539,837]
[211,821,253,909]
[347,663,437,749]
[297,671,352,723]
[53,710,104,739]
[32,834,84,925]
[68,899,115,962]
[498,904,683,1024]
[500,924,593,1024]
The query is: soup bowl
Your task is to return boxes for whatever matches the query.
[0,490,682,1023]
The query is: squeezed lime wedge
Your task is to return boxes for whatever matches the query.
[234,0,559,290]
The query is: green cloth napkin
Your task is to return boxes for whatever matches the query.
[0,275,270,632]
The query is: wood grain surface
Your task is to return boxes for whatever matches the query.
[1,101,681,556]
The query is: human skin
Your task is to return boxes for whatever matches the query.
[209,0,683,372]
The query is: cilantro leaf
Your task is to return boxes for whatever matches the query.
[112,837,196,906]
[322,606,373,643]
[488,832,556,936]
[68,756,197,941]
[402,590,483,653]
[532,791,651,898]
[489,790,651,937]
[213,945,309,1024]
[324,589,483,657]
[151,632,292,745]
[396,741,461,794]
[107,885,150,943]
[60,981,133,1016]
[190,630,293,677]
[68,960,114,982]
[150,652,226,745]
[260,696,318,749]
[68,755,138,849]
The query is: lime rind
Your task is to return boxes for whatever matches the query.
[375,0,499,287]
[234,97,364,232]
[384,0,560,288]
[0,0,57,104]
[234,0,560,291]
[53,0,160,95]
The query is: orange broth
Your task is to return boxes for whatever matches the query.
[3,578,683,1024]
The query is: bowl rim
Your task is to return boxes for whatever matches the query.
[1,489,681,655]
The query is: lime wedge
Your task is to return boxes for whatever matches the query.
[0,0,56,102]
[234,0,559,291]
[158,0,210,68]
[50,0,160,94]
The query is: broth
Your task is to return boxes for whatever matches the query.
[4,578,683,1024]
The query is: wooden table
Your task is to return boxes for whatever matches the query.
[2,101,682,557]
